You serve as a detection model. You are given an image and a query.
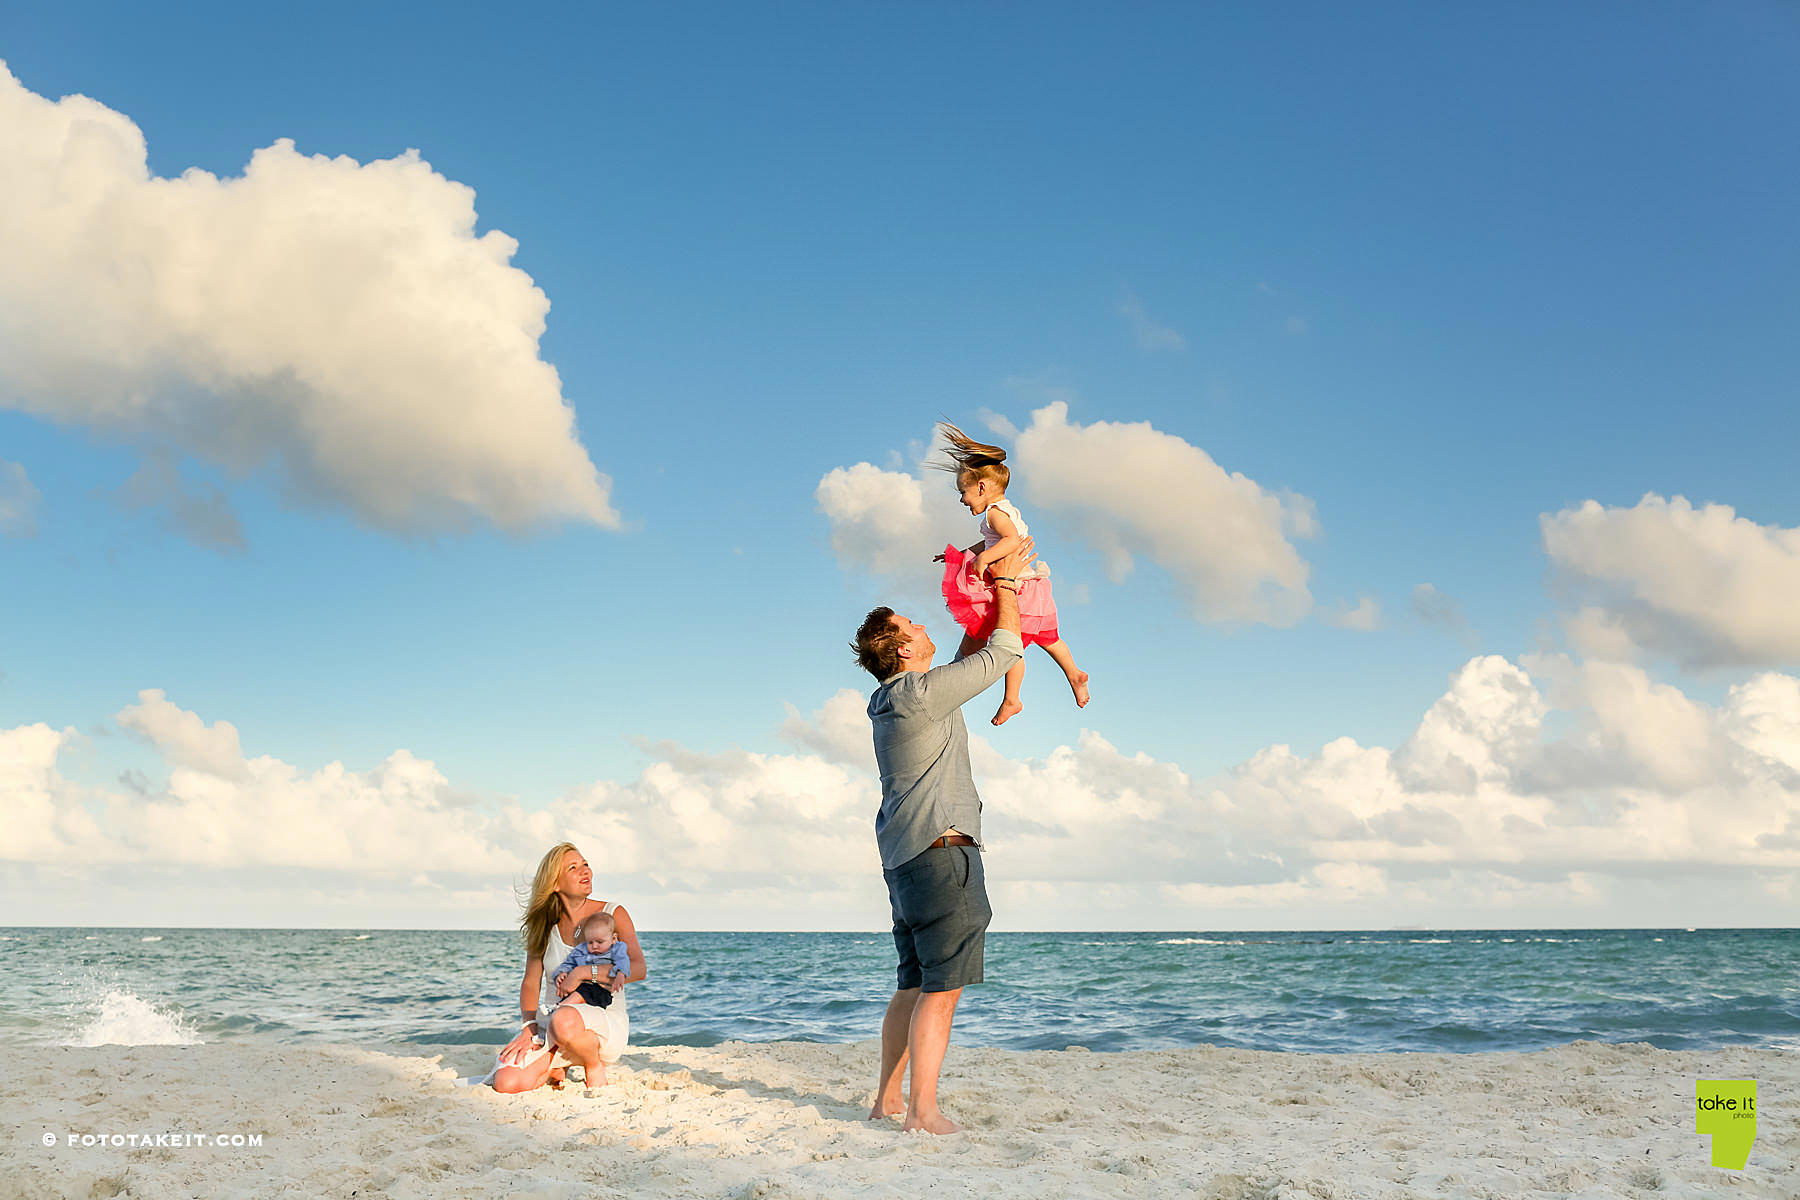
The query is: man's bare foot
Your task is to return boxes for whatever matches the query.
[991,698,1023,726]
[902,1109,962,1135]
[1069,670,1090,708]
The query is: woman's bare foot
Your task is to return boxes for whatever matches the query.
[1069,670,1090,708]
[867,1101,905,1121]
[992,698,1023,726]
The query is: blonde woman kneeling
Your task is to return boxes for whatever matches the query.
[490,842,646,1096]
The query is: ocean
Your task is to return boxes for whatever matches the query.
[3,927,1794,1056]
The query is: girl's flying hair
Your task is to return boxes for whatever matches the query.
[936,422,1010,489]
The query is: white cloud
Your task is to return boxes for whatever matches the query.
[8,652,1798,927]
[1119,289,1186,352]
[116,689,251,782]
[1391,656,1545,795]
[0,459,41,537]
[0,62,617,537]
[779,688,875,771]
[814,460,963,578]
[1324,596,1381,631]
[0,722,105,862]
[1542,494,1800,668]
[1010,402,1315,625]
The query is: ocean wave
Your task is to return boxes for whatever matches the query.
[1156,938,1237,945]
[140,935,163,942]
[67,988,202,1047]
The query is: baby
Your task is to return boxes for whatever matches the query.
[553,911,630,1011]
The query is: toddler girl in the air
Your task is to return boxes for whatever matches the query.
[934,422,1089,725]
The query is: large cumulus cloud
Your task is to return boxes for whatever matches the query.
[0,62,617,537]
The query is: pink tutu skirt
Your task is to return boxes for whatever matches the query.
[940,544,1060,647]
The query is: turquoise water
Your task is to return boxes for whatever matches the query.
[3,927,1794,1055]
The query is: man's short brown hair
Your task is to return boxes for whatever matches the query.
[852,607,907,680]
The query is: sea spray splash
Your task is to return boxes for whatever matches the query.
[69,988,202,1047]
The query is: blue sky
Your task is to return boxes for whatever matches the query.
[3,3,1798,928]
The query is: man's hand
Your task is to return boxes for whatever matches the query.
[994,537,1035,582]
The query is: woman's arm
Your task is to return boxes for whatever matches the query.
[517,955,545,1020]
[610,905,648,987]
[497,955,546,1065]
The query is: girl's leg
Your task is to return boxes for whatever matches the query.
[992,659,1024,726]
[1039,639,1089,708]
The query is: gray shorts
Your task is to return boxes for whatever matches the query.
[884,844,992,993]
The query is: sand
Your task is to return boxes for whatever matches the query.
[2,1039,1791,1199]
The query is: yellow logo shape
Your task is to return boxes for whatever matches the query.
[1696,1079,1756,1170]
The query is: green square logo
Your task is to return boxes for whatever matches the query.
[1696,1079,1757,1170]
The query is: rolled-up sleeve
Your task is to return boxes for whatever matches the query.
[917,629,1024,721]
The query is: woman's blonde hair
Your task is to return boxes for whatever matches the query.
[518,841,580,959]
[936,422,1010,490]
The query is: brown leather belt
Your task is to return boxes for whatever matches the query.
[928,835,977,849]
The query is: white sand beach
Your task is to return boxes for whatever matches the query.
[3,1039,1791,1199]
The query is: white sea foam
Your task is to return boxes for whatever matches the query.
[140,936,163,942]
[1156,938,1237,945]
[69,988,202,1047]
[343,934,373,941]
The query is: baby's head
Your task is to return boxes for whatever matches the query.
[578,911,616,953]
[936,422,1009,513]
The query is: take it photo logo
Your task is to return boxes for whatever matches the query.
[1695,1079,1756,1170]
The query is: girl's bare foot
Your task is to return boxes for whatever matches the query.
[1069,671,1090,708]
[582,1063,608,1094]
[547,1067,566,1088]
[991,698,1023,726]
